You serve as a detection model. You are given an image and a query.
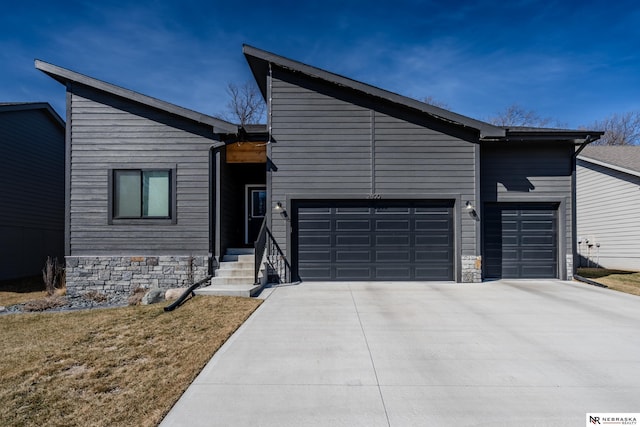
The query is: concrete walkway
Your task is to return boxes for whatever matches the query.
[161,280,640,426]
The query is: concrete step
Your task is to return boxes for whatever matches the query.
[226,248,255,255]
[221,254,255,263]
[195,283,263,298]
[211,276,256,286]
[218,260,254,270]
[215,268,260,278]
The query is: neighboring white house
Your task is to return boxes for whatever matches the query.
[576,146,640,271]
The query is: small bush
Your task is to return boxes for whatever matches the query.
[23,296,66,312]
[42,257,65,296]
[128,287,147,306]
[83,290,108,303]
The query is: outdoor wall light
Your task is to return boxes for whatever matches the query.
[275,201,289,219]
[465,201,479,221]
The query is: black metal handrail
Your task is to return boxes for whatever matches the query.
[254,219,268,284]
[265,227,293,284]
[253,219,293,285]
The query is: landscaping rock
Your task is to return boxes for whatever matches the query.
[165,287,188,300]
[141,288,165,305]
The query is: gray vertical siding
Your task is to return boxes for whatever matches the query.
[481,144,574,277]
[576,160,640,270]
[0,108,65,279]
[67,85,216,255]
[269,68,478,261]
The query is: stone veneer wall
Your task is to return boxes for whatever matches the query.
[461,255,482,283]
[65,255,209,296]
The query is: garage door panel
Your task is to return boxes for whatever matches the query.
[295,200,453,281]
[415,250,452,262]
[298,251,331,262]
[375,267,411,279]
[299,219,331,231]
[335,235,371,246]
[416,219,451,230]
[336,267,372,279]
[376,250,410,262]
[336,220,371,230]
[336,250,371,262]
[415,235,452,246]
[484,203,558,279]
[376,235,410,246]
[299,235,331,246]
[375,219,410,231]
[416,266,452,280]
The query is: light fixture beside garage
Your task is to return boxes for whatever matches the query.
[275,201,289,220]
[465,201,479,220]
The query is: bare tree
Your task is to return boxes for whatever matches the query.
[225,81,266,126]
[586,111,640,145]
[487,104,556,128]
[422,95,450,109]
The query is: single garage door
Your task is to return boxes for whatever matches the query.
[294,200,454,281]
[484,203,558,279]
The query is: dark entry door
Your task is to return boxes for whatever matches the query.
[245,185,266,244]
[294,200,454,281]
[484,203,558,279]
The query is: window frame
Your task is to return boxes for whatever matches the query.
[108,166,177,225]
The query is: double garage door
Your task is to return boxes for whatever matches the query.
[294,200,454,281]
[483,203,559,279]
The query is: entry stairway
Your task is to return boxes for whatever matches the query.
[194,248,265,297]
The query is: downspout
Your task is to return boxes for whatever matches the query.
[209,141,226,276]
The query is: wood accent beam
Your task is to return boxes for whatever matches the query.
[226,141,267,163]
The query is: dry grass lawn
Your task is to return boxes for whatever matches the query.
[0,276,48,306]
[577,268,640,297]
[0,295,261,426]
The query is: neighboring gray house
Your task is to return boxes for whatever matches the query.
[577,146,640,271]
[0,103,65,281]
[36,46,601,295]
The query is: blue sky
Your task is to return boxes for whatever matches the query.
[2,0,639,128]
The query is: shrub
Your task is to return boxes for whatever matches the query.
[42,257,65,296]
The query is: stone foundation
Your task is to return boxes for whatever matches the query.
[566,254,574,280]
[65,255,209,296]
[461,255,482,283]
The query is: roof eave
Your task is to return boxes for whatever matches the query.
[34,59,239,135]
[481,130,604,144]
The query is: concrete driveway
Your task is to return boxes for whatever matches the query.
[161,280,640,426]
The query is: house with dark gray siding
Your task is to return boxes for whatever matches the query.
[0,103,65,281]
[35,46,602,295]
[577,146,640,271]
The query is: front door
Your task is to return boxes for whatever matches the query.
[245,185,266,245]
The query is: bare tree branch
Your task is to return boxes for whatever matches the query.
[586,111,640,145]
[224,81,266,126]
[487,104,556,128]
[422,96,450,109]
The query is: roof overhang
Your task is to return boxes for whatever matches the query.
[243,45,507,139]
[487,129,605,145]
[34,60,239,135]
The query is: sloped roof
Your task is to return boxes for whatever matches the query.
[243,45,602,144]
[578,145,640,177]
[0,102,65,128]
[34,60,238,134]
[243,44,505,139]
